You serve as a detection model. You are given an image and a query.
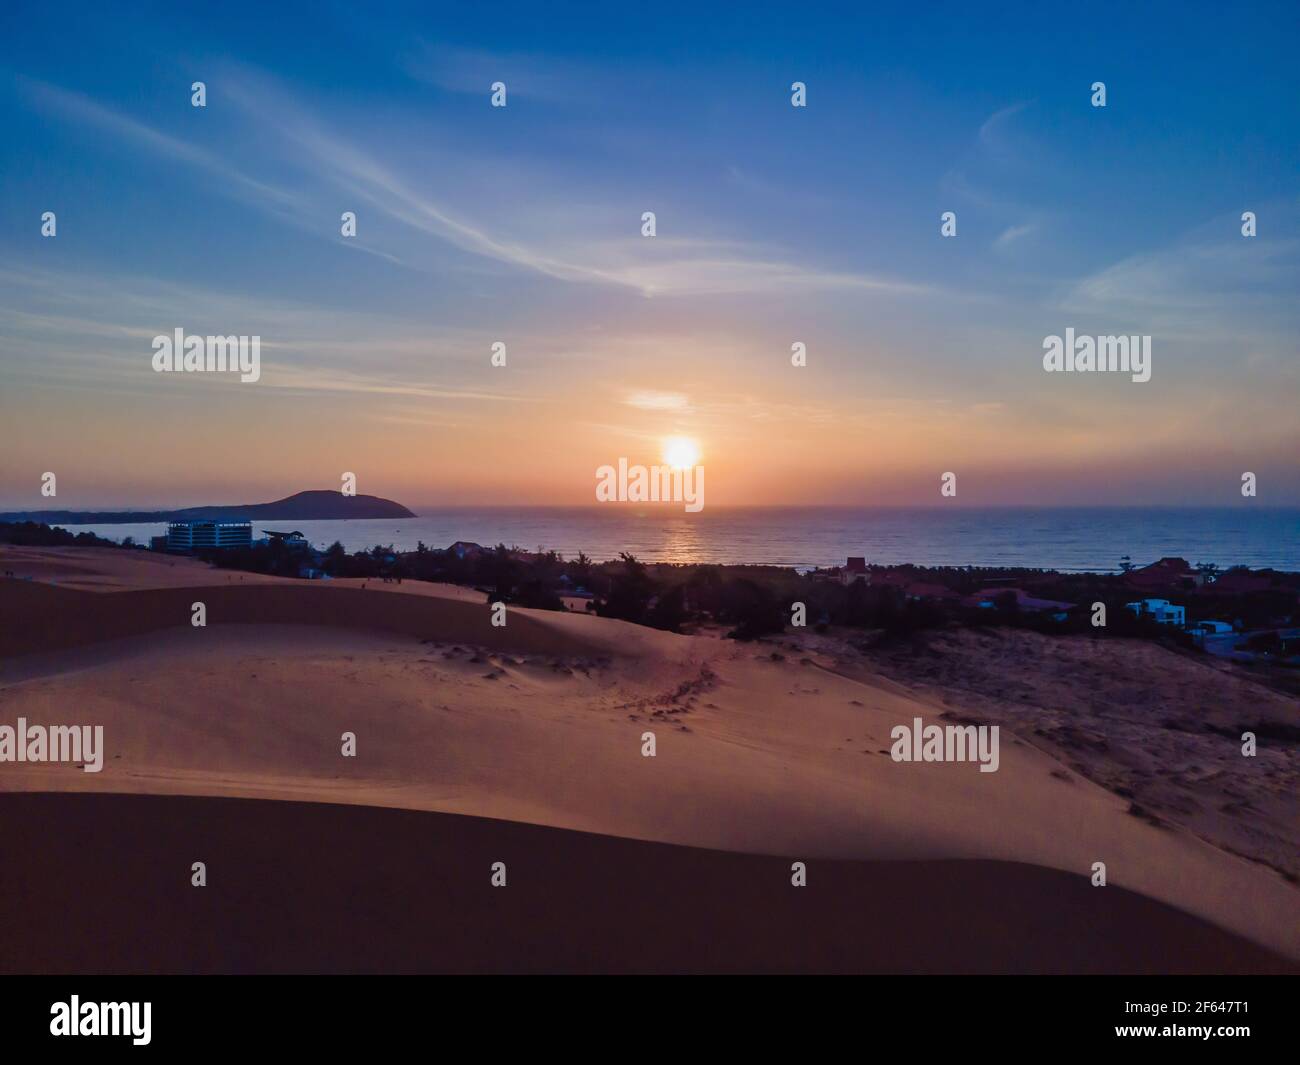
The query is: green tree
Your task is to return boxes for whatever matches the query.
[599,552,655,623]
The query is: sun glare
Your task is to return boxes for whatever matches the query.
[662,436,701,470]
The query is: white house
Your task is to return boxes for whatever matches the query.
[1124,598,1186,626]
[1188,620,1235,648]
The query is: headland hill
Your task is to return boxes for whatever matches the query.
[0,489,415,525]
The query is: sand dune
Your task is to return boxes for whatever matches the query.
[1,792,1289,974]
[0,570,619,660]
[851,624,1300,881]
[0,544,291,591]
[1,547,1297,970]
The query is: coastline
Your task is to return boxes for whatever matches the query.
[33,503,1300,571]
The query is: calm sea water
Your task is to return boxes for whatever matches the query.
[55,506,1299,573]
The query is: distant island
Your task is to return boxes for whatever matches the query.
[0,490,416,525]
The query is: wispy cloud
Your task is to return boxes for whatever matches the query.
[260,363,527,403]
[231,74,928,297]
[19,76,405,267]
[942,101,1054,254]
[400,41,579,102]
[20,77,298,213]
[0,261,522,402]
[993,223,1037,249]
[1058,206,1300,341]
[19,66,935,300]
[978,100,1033,148]
[623,391,691,412]
[19,65,918,301]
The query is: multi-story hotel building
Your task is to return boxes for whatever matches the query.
[166,519,253,552]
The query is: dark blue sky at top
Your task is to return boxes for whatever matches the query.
[3,0,1295,309]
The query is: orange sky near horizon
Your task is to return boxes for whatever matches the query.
[2,351,1296,510]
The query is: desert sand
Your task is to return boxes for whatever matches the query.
[1,545,1296,972]
[4,792,1289,974]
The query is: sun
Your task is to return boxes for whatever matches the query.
[662,436,701,470]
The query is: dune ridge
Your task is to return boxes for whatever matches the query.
[0,576,625,661]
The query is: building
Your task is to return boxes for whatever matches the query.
[840,557,869,586]
[1125,598,1186,626]
[447,540,486,561]
[1124,557,1200,591]
[166,518,252,552]
[869,569,962,601]
[1190,624,1241,656]
[262,529,309,547]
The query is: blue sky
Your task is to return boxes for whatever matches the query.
[1,1,1297,508]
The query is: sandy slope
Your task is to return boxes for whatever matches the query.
[2,792,1289,974]
[1,546,1298,966]
[844,625,1300,880]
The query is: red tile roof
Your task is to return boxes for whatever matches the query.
[1125,556,1196,588]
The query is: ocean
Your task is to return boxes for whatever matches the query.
[54,506,1300,573]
